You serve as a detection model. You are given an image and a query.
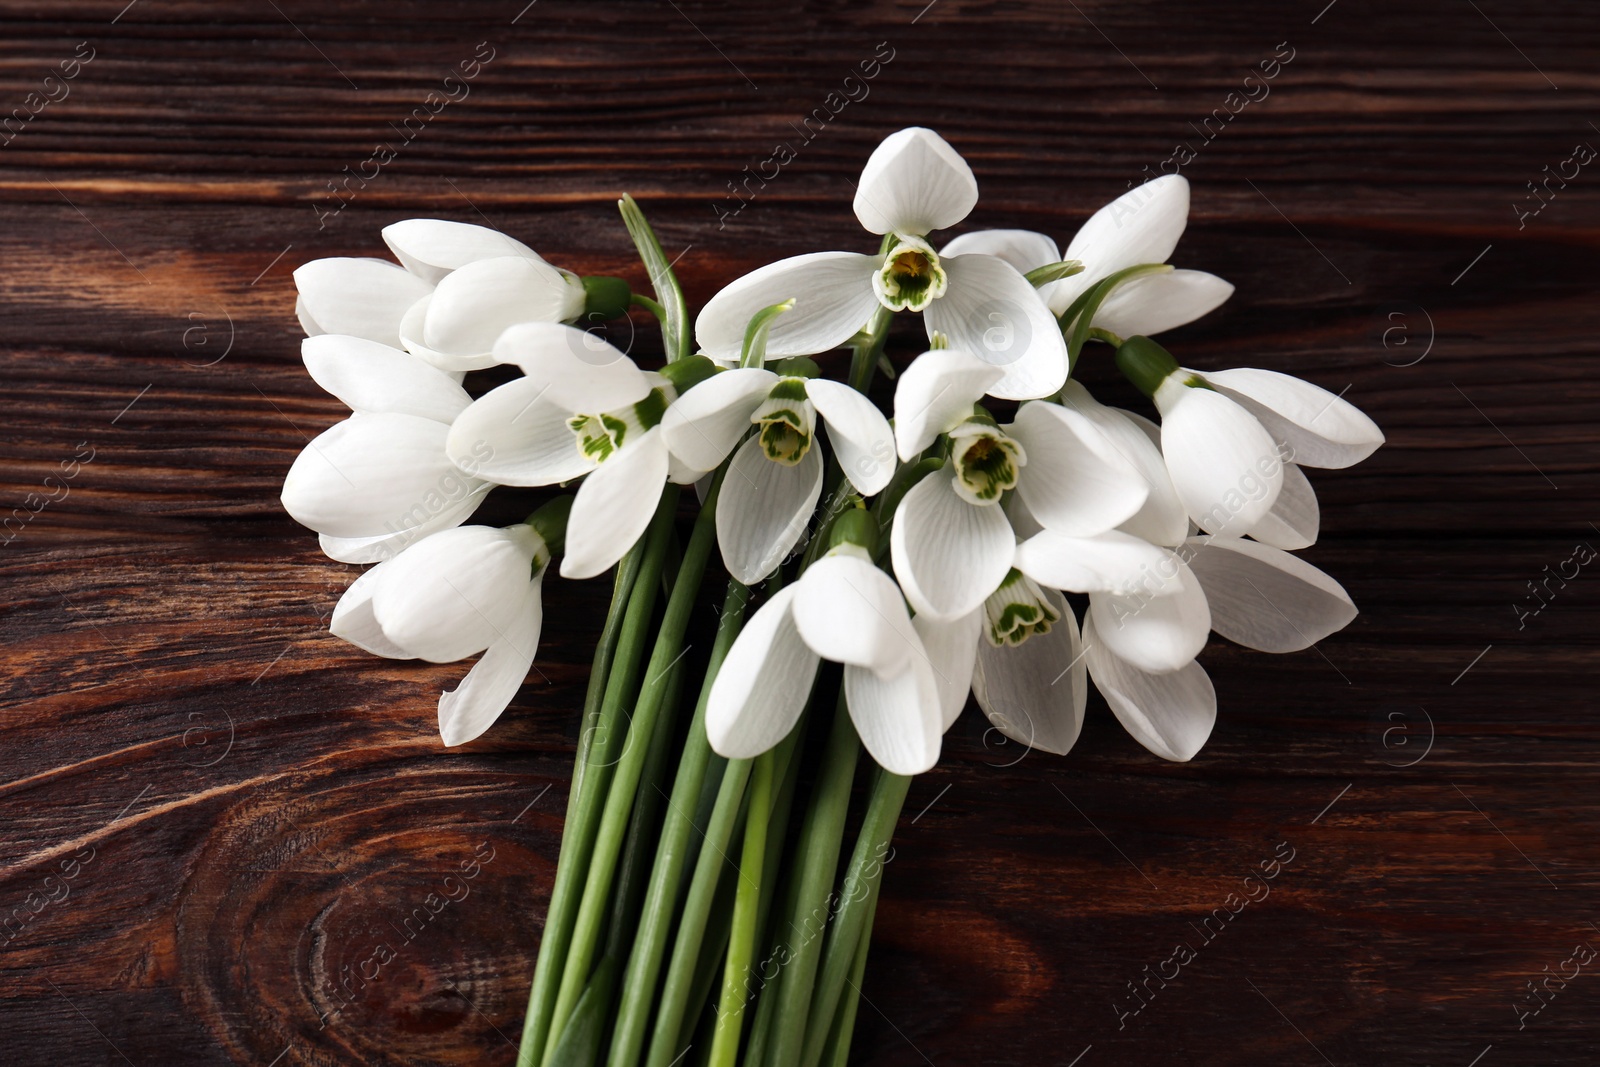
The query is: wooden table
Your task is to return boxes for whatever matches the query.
[3,2,1596,1063]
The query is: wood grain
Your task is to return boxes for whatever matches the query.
[2,1,1598,1064]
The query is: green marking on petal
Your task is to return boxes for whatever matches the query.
[873,234,948,313]
[750,378,816,466]
[949,417,1025,506]
[568,384,675,464]
[983,569,1062,647]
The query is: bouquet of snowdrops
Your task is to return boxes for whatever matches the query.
[280,127,1382,1066]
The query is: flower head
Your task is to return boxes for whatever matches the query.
[330,523,549,746]
[695,128,1068,400]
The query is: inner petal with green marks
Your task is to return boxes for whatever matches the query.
[873,234,948,313]
[982,568,1061,647]
[749,377,816,466]
[949,416,1025,506]
[567,380,675,464]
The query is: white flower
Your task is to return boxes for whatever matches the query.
[294,219,587,372]
[694,128,1068,401]
[943,175,1234,339]
[661,369,894,584]
[330,523,548,746]
[888,349,1148,622]
[446,322,699,580]
[1155,366,1383,540]
[706,543,954,775]
[994,478,1360,762]
[280,335,491,564]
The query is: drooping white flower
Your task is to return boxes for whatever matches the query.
[1112,336,1382,541]
[446,322,703,580]
[280,334,491,564]
[943,175,1234,339]
[294,219,587,373]
[695,128,1069,400]
[706,541,949,775]
[662,369,894,584]
[330,523,548,746]
[888,349,1148,622]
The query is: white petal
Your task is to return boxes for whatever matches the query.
[706,587,820,759]
[423,255,585,357]
[844,658,943,775]
[1043,174,1191,313]
[716,437,823,585]
[1246,463,1319,550]
[1057,382,1187,547]
[382,218,540,284]
[561,430,670,580]
[1183,536,1356,653]
[438,579,542,746]
[1200,368,1384,469]
[792,553,916,677]
[853,127,978,237]
[892,348,1004,461]
[371,524,541,663]
[293,258,433,349]
[398,294,498,373]
[494,322,649,413]
[296,295,325,336]
[660,367,776,474]
[302,334,470,423]
[694,252,881,363]
[281,414,479,540]
[1009,401,1149,537]
[939,229,1060,275]
[925,254,1068,401]
[1159,386,1284,538]
[889,472,1015,621]
[1014,529,1183,596]
[807,378,897,495]
[447,376,594,487]
[971,590,1086,754]
[329,565,417,659]
[1084,612,1215,762]
[318,484,490,564]
[1091,270,1234,338]
[913,609,981,731]
[1087,559,1211,674]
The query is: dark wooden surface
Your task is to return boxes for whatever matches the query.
[3,2,1598,1063]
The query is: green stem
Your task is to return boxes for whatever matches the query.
[799,770,912,1067]
[519,495,674,1067]
[1058,262,1172,375]
[603,656,689,960]
[646,757,753,1067]
[740,713,812,1067]
[709,750,776,1067]
[607,582,752,1067]
[630,293,667,322]
[847,304,893,395]
[546,478,724,1061]
[761,691,860,1067]
[816,883,878,1067]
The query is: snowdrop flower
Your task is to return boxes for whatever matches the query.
[1114,336,1383,539]
[281,335,491,564]
[446,323,715,580]
[707,514,959,775]
[943,174,1233,340]
[662,367,894,584]
[888,348,1148,622]
[1080,534,1360,762]
[330,521,553,746]
[695,128,1068,400]
[294,219,598,372]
